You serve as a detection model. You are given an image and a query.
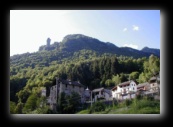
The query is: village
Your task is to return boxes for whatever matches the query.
[41,72,160,112]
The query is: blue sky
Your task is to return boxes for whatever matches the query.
[10,10,160,56]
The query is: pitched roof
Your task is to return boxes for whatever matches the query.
[137,82,149,88]
[149,76,157,82]
[118,80,135,87]
[92,87,104,92]
[112,86,117,91]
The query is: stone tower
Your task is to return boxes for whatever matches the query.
[47,38,51,47]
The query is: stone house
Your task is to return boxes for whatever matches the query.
[92,87,112,102]
[148,73,160,100]
[47,77,85,111]
[136,82,150,96]
[149,76,160,92]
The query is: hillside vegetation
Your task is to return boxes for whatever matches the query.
[10,34,160,114]
[77,96,160,114]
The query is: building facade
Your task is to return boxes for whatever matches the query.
[92,87,112,102]
[48,78,85,111]
[112,80,137,100]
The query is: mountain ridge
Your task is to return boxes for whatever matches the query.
[10,34,160,60]
[37,34,160,58]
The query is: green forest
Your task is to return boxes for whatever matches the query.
[10,34,160,114]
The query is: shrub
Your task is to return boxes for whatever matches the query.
[136,94,142,100]
[89,101,106,113]
[146,96,154,101]
[125,99,132,106]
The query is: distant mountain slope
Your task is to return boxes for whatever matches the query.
[11,34,160,66]
[59,34,159,58]
[60,34,121,54]
[141,47,160,57]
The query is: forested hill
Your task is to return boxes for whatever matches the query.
[141,46,160,56]
[38,34,160,58]
[10,34,160,69]
[10,34,160,114]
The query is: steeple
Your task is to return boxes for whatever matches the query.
[86,86,89,90]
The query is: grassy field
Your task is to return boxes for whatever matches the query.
[76,97,160,114]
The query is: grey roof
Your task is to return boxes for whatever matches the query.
[150,76,157,81]
[92,87,104,92]
[118,80,135,87]
[137,82,149,88]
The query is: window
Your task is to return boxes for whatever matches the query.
[133,87,134,90]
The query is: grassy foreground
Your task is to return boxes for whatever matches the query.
[76,97,160,114]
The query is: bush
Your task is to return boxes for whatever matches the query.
[89,101,106,113]
[146,96,154,101]
[125,99,132,106]
[136,94,142,100]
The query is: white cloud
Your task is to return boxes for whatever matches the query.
[123,44,139,49]
[123,28,127,32]
[132,25,139,31]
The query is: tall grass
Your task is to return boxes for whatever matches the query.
[114,96,160,114]
[76,96,160,114]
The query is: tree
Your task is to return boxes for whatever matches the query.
[58,92,81,114]
[65,92,81,113]
[105,79,114,87]
[22,94,38,113]
[112,74,121,86]
[33,96,49,114]
[129,71,139,80]
[57,92,66,113]
[10,101,16,114]
[148,54,160,75]
[120,73,128,83]
[110,56,119,74]
[16,89,31,103]
[15,102,24,114]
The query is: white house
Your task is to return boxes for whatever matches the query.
[112,80,137,100]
